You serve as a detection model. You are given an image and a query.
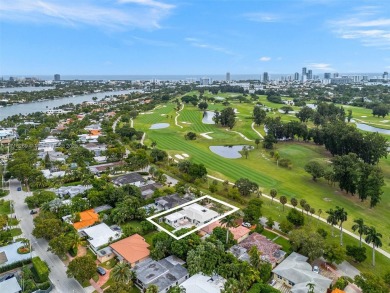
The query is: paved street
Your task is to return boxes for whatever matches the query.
[6,179,85,293]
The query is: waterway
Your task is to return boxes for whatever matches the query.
[202,111,215,124]
[209,145,251,159]
[0,90,141,119]
[353,121,390,135]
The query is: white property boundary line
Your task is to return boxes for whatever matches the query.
[147,195,240,240]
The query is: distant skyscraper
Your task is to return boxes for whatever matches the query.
[383,72,389,80]
[263,72,269,83]
[307,70,313,80]
[324,73,331,79]
[200,77,211,85]
[54,74,60,81]
[362,75,369,81]
[226,72,231,82]
[333,73,339,78]
[302,67,307,76]
[294,72,299,81]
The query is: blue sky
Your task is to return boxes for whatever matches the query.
[0,0,390,75]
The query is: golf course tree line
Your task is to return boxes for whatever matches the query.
[213,107,236,129]
[304,153,385,208]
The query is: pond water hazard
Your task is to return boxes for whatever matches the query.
[149,123,170,129]
[202,111,215,124]
[353,121,390,135]
[209,145,252,159]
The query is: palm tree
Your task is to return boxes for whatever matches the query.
[111,262,133,284]
[279,196,287,211]
[365,226,382,267]
[335,206,348,246]
[306,282,315,293]
[352,218,367,248]
[290,198,298,209]
[270,189,277,204]
[220,214,237,245]
[68,232,82,252]
[326,209,338,237]
[304,203,311,216]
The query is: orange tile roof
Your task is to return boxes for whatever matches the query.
[89,129,101,135]
[201,221,221,234]
[73,209,99,230]
[110,234,150,264]
[229,226,251,240]
[332,289,345,293]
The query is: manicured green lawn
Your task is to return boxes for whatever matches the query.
[261,229,279,240]
[0,200,11,214]
[100,258,117,269]
[144,231,158,245]
[10,228,22,237]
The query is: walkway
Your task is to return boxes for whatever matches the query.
[112,116,121,133]
[205,175,390,259]
[251,122,264,139]
[225,129,253,141]
[175,104,184,129]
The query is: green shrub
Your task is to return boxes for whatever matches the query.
[279,158,292,169]
[346,245,367,263]
[36,281,51,290]
[32,256,50,283]
[334,276,349,290]
[317,228,328,239]
[0,258,32,273]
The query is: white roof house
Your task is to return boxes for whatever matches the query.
[180,274,226,293]
[82,223,121,252]
[165,203,219,227]
[182,203,219,224]
[0,277,22,293]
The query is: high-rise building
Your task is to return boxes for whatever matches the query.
[294,72,299,81]
[383,72,389,80]
[226,72,231,82]
[324,73,331,79]
[200,77,211,85]
[362,76,369,82]
[333,73,339,78]
[307,70,313,80]
[263,72,269,83]
[54,74,60,81]
[302,67,307,76]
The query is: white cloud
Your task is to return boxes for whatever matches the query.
[243,12,281,23]
[185,37,235,55]
[329,6,390,49]
[307,63,335,71]
[259,57,271,61]
[0,0,175,30]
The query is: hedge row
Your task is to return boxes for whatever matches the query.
[32,257,50,283]
[0,258,32,273]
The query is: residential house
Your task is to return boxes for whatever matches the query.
[229,233,285,267]
[272,252,332,293]
[0,277,22,293]
[54,185,92,198]
[88,161,124,174]
[140,182,163,199]
[112,172,146,187]
[155,193,193,211]
[134,256,189,293]
[110,234,150,267]
[180,273,226,293]
[72,209,99,230]
[82,223,121,253]
[229,226,251,243]
[82,143,107,156]
[164,203,219,228]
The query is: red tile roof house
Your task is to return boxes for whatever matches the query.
[201,221,250,243]
[230,233,286,268]
[110,234,150,267]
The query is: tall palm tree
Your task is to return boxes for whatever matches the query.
[270,189,277,204]
[111,262,133,284]
[306,282,315,293]
[335,206,348,246]
[220,214,237,245]
[352,218,367,248]
[326,209,338,237]
[279,196,287,211]
[365,226,382,267]
[290,198,298,209]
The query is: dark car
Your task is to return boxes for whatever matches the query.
[17,187,22,191]
[30,210,38,215]
[97,267,106,276]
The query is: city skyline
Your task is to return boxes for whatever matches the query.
[1,0,390,75]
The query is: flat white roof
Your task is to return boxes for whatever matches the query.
[182,203,219,223]
[83,223,119,249]
[180,274,225,293]
[165,211,185,222]
[0,277,22,293]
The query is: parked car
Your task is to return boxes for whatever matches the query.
[312,266,320,274]
[17,187,22,191]
[97,267,106,276]
[242,222,251,228]
[30,210,38,215]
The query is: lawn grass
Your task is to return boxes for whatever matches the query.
[86,248,97,260]
[143,231,159,245]
[10,228,22,237]
[261,229,279,240]
[100,259,118,270]
[273,236,291,253]
[137,95,390,254]
[0,200,11,214]
[8,217,19,226]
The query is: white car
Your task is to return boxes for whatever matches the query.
[242,222,251,228]
[313,266,320,274]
